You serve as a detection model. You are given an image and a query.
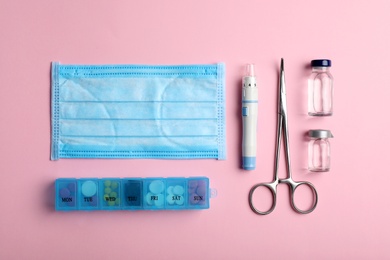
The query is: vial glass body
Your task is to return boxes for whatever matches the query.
[308,138,331,172]
[308,67,333,116]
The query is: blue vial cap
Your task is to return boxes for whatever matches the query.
[311,59,331,67]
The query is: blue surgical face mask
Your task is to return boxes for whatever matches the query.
[51,62,226,160]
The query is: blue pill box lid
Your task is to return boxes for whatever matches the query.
[143,178,167,210]
[78,178,100,210]
[121,178,143,210]
[165,178,187,209]
[187,177,209,209]
[100,178,121,210]
[55,178,78,211]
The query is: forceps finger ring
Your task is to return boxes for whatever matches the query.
[289,181,318,214]
[248,182,277,215]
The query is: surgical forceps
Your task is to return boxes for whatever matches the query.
[248,58,318,215]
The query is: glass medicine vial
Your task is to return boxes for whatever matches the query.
[308,59,333,116]
[308,130,333,172]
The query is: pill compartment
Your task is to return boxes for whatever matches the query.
[55,179,77,210]
[165,178,187,209]
[143,178,166,210]
[78,179,99,210]
[100,179,121,210]
[187,177,209,209]
[122,178,143,210]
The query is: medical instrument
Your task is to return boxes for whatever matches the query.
[308,129,333,172]
[55,177,210,211]
[242,64,258,170]
[248,58,318,215]
[308,59,333,116]
[51,62,226,160]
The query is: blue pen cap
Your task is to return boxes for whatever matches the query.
[311,59,331,67]
[242,157,256,170]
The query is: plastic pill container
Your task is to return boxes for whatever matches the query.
[55,177,210,211]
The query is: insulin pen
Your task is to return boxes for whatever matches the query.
[242,64,258,170]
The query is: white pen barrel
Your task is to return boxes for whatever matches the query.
[242,76,258,170]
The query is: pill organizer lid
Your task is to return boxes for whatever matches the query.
[309,129,334,138]
[311,59,331,67]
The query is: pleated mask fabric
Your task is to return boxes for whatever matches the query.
[51,62,226,160]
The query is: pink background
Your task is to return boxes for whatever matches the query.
[1,0,389,259]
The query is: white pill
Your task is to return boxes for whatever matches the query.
[167,186,174,195]
[81,181,97,197]
[154,194,164,207]
[176,196,184,205]
[188,180,198,189]
[146,192,154,206]
[166,195,175,205]
[173,185,184,195]
[149,180,165,194]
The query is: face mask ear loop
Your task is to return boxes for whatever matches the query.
[217,63,226,160]
[51,62,60,160]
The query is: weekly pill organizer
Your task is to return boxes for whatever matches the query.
[55,177,210,211]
